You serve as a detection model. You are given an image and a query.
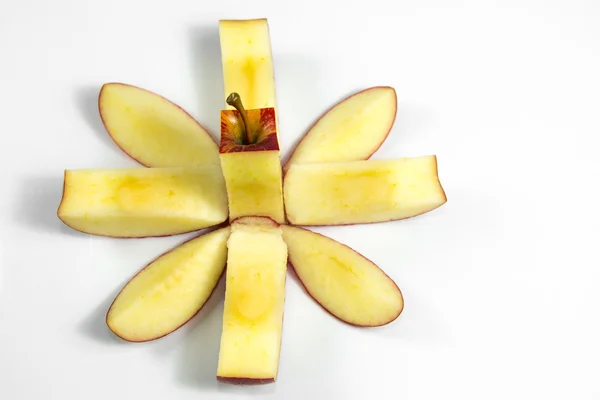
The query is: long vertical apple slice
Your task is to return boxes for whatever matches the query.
[283,86,397,171]
[106,226,231,342]
[281,225,403,326]
[57,167,228,237]
[217,217,287,384]
[284,156,447,225]
[99,83,220,167]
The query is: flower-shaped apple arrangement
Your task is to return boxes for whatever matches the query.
[57,19,447,384]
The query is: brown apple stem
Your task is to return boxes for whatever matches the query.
[226,92,253,144]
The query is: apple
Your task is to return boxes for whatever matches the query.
[284,155,447,225]
[282,225,403,326]
[283,86,397,172]
[218,19,285,224]
[216,217,287,384]
[106,226,231,342]
[57,167,228,237]
[99,83,220,167]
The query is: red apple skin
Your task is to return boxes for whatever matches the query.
[285,226,404,327]
[98,82,217,166]
[283,156,447,227]
[220,107,279,153]
[105,226,229,342]
[216,377,275,385]
[282,86,397,173]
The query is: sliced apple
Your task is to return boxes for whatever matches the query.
[99,83,220,167]
[282,225,403,326]
[107,226,231,342]
[284,86,397,171]
[284,156,447,226]
[57,167,228,237]
[217,217,287,384]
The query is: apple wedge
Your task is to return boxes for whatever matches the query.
[57,167,228,237]
[282,225,403,326]
[99,83,220,167]
[217,217,287,384]
[106,226,230,342]
[283,86,397,171]
[284,156,447,226]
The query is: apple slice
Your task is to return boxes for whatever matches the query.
[282,225,403,326]
[217,217,287,384]
[106,226,230,342]
[283,86,397,171]
[57,167,228,237]
[99,83,220,167]
[284,156,447,226]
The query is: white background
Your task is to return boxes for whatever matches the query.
[1,0,599,399]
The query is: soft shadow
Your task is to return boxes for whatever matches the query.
[73,86,123,154]
[16,176,84,237]
[188,26,224,141]
[78,285,128,345]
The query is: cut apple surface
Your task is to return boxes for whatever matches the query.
[57,167,228,237]
[217,217,287,384]
[284,86,397,171]
[282,225,403,326]
[99,83,220,167]
[284,156,447,225]
[106,227,231,342]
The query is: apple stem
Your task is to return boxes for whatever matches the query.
[226,92,253,144]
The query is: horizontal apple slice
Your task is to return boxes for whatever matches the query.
[284,156,447,225]
[106,226,231,342]
[283,86,397,171]
[57,167,228,237]
[217,217,287,384]
[281,225,403,326]
[99,83,220,167]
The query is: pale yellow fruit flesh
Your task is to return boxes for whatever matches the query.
[284,156,447,225]
[282,225,403,326]
[99,83,220,167]
[284,87,397,170]
[57,167,228,237]
[219,151,285,224]
[107,227,231,342]
[219,19,277,111]
[217,217,287,383]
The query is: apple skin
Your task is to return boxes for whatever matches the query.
[216,376,275,385]
[283,225,404,327]
[283,86,397,173]
[220,107,278,152]
[99,82,219,167]
[105,225,230,342]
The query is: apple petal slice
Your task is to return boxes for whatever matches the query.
[284,156,447,226]
[57,167,228,238]
[106,226,231,342]
[99,83,220,167]
[283,86,397,171]
[281,225,403,326]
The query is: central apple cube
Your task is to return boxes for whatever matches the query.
[219,106,285,224]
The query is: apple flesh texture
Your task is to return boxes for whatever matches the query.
[284,156,447,226]
[217,217,287,384]
[106,227,231,342]
[99,83,220,167]
[57,167,228,237]
[284,86,397,171]
[282,225,403,326]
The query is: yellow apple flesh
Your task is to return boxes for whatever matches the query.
[107,227,231,342]
[57,167,228,237]
[99,83,220,167]
[284,156,447,225]
[217,217,287,384]
[284,86,397,171]
[282,225,403,326]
